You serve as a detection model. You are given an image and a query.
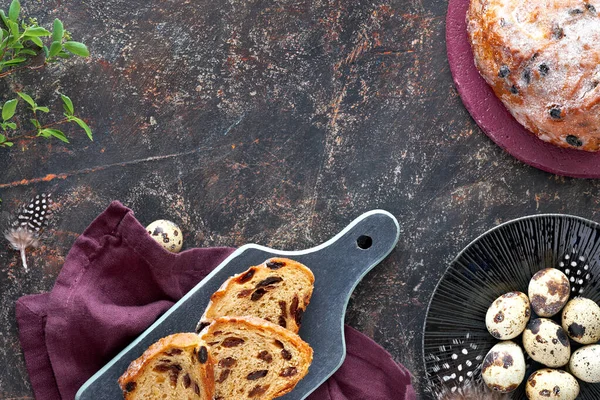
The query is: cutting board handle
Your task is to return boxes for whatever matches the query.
[236,209,400,304]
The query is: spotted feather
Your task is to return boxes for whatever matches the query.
[5,193,53,271]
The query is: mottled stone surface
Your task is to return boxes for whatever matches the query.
[1,0,600,398]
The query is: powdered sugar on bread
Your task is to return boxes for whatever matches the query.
[468,0,600,151]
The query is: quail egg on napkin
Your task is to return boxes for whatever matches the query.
[146,219,183,253]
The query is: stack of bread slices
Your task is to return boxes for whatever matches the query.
[118,258,315,400]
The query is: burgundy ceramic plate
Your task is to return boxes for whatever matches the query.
[446,0,600,178]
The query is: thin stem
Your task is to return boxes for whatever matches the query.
[38,118,70,130]
[31,109,39,135]
[0,62,47,78]
[5,118,70,141]
[0,46,7,64]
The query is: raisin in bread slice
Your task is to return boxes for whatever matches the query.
[197,258,314,333]
[118,333,214,399]
[200,316,313,399]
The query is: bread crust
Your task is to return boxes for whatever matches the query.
[198,257,315,333]
[118,333,215,399]
[467,0,600,151]
[200,316,313,399]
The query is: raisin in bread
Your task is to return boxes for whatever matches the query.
[197,258,314,333]
[200,316,313,399]
[467,0,600,151]
[118,333,214,399]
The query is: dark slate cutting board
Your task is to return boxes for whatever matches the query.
[76,210,400,400]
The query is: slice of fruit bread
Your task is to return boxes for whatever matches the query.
[118,333,214,399]
[200,316,313,399]
[197,258,315,334]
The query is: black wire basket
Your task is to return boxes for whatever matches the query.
[423,214,600,399]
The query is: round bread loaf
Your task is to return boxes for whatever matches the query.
[467,0,600,151]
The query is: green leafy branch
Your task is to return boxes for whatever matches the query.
[0,0,92,148]
[0,93,91,146]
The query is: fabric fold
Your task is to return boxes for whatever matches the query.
[16,293,62,400]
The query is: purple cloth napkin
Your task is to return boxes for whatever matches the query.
[16,201,416,400]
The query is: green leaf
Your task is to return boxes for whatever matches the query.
[0,121,17,130]
[2,99,18,121]
[20,48,37,55]
[7,19,19,38]
[34,106,49,113]
[2,57,26,66]
[70,116,93,140]
[60,94,74,115]
[0,133,12,146]
[41,128,69,143]
[30,118,40,128]
[18,92,35,107]
[42,45,49,58]
[8,41,23,49]
[63,41,89,57]
[8,0,20,22]
[37,128,50,138]
[0,11,8,27]
[28,35,43,48]
[52,19,63,42]
[25,26,50,36]
[48,40,62,57]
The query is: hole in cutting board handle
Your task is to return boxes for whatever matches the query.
[356,235,372,249]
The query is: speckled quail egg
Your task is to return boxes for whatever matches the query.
[561,297,600,344]
[525,368,579,400]
[146,220,183,253]
[569,344,600,383]
[486,291,531,340]
[481,341,526,393]
[522,318,570,367]
[528,268,570,317]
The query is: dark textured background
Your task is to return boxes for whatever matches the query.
[1,0,600,398]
